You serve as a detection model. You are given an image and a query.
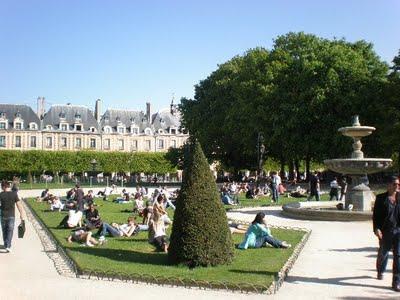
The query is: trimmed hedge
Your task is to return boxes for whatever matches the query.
[168,139,234,267]
[0,150,176,174]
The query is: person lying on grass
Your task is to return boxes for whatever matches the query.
[228,221,248,234]
[238,212,291,249]
[98,216,148,242]
[67,228,100,247]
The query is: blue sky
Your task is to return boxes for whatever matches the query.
[0,0,399,113]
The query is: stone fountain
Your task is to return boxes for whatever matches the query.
[324,116,392,211]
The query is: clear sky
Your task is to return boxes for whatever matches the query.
[0,0,399,113]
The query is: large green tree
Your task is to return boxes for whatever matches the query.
[180,32,389,172]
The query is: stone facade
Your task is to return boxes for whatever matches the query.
[0,100,188,152]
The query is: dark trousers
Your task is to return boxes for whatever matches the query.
[271,184,279,202]
[377,229,400,286]
[1,217,15,249]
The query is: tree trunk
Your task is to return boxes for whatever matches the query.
[288,160,295,181]
[295,159,300,181]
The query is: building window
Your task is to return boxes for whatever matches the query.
[29,123,37,130]
[117,126,125,134]
[131,140,138,151]
[75,125,82,131]
[0,136,5,147]
[0,112,5,119]
[75,138,82,148]
[61,124,68,131]
[90,138,96,148]
[15,136,22,147]
[118,139,124,150]
[131,127,139,135]
[170,128,177,134]
[104,126,111,134]
[61,137,67,148]
[46,125,52,130]
[145,140,151,151]
[171,140,177,148]
[145,128,152,135]
[90,127,96,133]
[15,122,22,130]
[158,139,164,149]
[0,122,6,130]
[30,136,37,148]
[46,137,52,148]
[104,139,110,150]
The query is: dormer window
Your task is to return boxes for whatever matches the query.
[104,126,112,134]
[170,128,177,135]
[15,112,22,118]
[158,129,164,134]
[75,124,82,131]
[104,116,109,122]
[29,122,37,130]
[75,113,81,120]
[116,116,121,123]
[144,128,152,135]
[60,124,68,131]
[130,117,135,123]
[117,126,125,134]
[0,122,6,130]
[14,122,22,130]
[59,112,66,119]
[46,125,52,130]
[131,126,139,135]
[0,112,6,119]
[90,127,96,133]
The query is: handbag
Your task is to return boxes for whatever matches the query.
[18,220,26,238]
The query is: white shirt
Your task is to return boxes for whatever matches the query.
[67,210,82,227]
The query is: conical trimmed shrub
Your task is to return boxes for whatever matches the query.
[168,138,234,267]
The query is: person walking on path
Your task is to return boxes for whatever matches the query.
[329,177,340,201]
[373,176,400,291]
[0,180,26,253]
[307,171,320,201]
[270,171,281,203]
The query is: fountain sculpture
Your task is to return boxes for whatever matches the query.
[324,116,392,211]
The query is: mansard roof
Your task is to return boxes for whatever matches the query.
[151,108,181,131]
[42,104,99,131]
[0,104,40,130]
[100,109,152,133]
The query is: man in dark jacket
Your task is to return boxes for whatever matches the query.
[373,176,400,291]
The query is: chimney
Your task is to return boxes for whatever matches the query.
[146,102,151,123]
[95,99,102,122]
[37,96,45,119]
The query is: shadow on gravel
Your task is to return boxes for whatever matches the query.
[328,247,377,253]
[71,247,168,266]
[286,275,392,290]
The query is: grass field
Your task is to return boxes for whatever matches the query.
[27,196,306,291]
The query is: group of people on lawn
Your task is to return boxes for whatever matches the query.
[38,184,174,252]
[39,183,291,253]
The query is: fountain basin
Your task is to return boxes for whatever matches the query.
[324,158,392,175]
[282,201,372,221]
[338,126,375,138]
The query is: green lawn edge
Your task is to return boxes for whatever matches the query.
[25,198,308,294]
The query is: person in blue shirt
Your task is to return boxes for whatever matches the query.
[238,212,291,249]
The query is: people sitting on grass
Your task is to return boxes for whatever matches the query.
[142,201,153,225]
[84,203,102,229]
[153,194,172,225]
[67,228,100,247]
[221,189,236,205]
[133,193,145,215]
[50,195,64,211]
[40,188,50,201]
[58,209,83,228]
[148,208,169,252]
[66,188,75,201]
[228,221,248,234]
[84,190,94,206]
[97,186,113,200]
[98,216,148,242]
[289,186,307,198]
[238,212,291,249]
[245,186,257,199]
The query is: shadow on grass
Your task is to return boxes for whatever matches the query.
[229,269,276,276]
[69,247,168,266]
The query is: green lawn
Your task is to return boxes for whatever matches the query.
[27,196,306,291]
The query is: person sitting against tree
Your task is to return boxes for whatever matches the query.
[67,228,100,247]
[98,216,148,242]
[84,203,102,229]
[238,212,291,249]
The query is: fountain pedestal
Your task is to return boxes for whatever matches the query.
[324,116,392,212]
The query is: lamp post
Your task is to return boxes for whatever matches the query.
[257,132,265,183]
[90,159,97,187]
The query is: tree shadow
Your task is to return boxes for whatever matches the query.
[71,247,168,266]
[329,247,377,253]
[286,275,392,290]
[229,269,276,276]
